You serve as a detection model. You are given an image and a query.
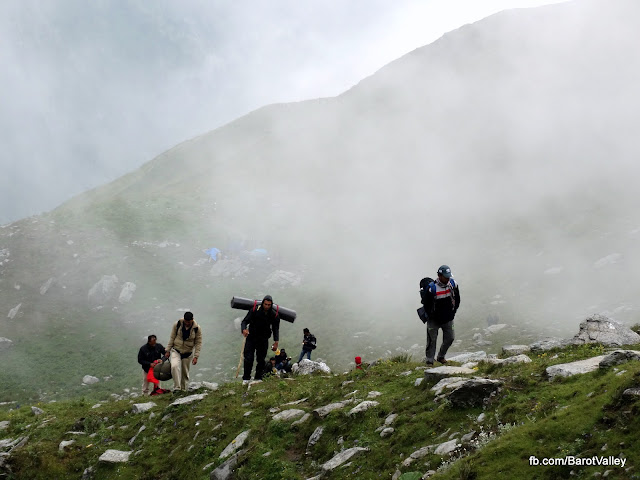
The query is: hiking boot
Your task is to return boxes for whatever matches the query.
[242,380,250,386]
[437,357,447,365]
[426,360,434,367]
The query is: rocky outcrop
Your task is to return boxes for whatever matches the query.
[571,314,640,346]
[599,350,640,368]
[219,430,250,459]
[424,366,475,381]
[502,345,531,356]
[292,359,331,375]
[87,275,119,304]
[445,378,503,407]
[546,356,607,380]
[118,282,137,304]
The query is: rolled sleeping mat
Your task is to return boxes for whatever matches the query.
[153,358,172,381]
[230,296,297,323]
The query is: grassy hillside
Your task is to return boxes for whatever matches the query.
[1,342,639,480]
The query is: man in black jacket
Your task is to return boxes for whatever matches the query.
[241,295,280,384]
[420,265,461,366]
[138,335,166,395]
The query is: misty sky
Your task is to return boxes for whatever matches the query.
[0,0,566,225]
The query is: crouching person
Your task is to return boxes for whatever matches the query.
[164,312,202,392]
[138,335,166,395]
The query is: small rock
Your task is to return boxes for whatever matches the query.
[414,378,424,387]
[170,393,208,406]
[7,303,22,319]
[313,400,353,418]
[272,409,306,422]
[0,421,9,430]
[380,427,394,438]
[83,375,100,385]
[529,337,569,352]
[320,447,368,472]
[219,430,250,459]
[306,426,324,454]
[434,438,460,456]
[622,387,640,397]
[599,350,640,368]
[31,406,44,416]
[81,467,95,480]
[243,411,252,417]
[546,356,607,380]
[283,397,308,406]
[348,401,379,416]
[211,448,248,480]
[461,431,476,443]
[262,451,271,457]
[132,402,156,414]
[477,413,486,423]
[367,391,382,399]
[59,440,75,451]
[292,413,311,426]
[447,351,487,363]
[99,449,132,463]
[424,366,475,381]
[502,345,531,356]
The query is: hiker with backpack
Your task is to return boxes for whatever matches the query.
[420,265,461,366]
[164,311,203,392]
[298,328,317,362]
[138,335,166,395]
[240,295,281,385]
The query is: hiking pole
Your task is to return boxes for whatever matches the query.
[235,336,247,378]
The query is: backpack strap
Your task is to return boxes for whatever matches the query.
[252,300,258,312]
[175,320,181,336]
[275,304,280,317]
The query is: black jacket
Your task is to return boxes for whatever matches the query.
[138,343,166,372]
[421,279,461,324]
[241,306,280,341]
[302,333,317,351]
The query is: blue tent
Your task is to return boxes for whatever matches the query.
[204,247,221,261]
[250,248,268,257]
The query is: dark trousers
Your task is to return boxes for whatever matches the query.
[243,336,269,380]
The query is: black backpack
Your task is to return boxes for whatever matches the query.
[308,334,317,350]
[417,277,435,323]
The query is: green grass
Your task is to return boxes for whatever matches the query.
[2,344,639,479]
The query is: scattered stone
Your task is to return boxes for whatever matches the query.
[99,449,132,463]
[292,413,311,426]
[0,421,9,430]
[272,409,306,422]
[599,350,640,368]
[502,345,531,356]
[414,378,424,387]
[171,393,208,406]
[384,414,398,426]
[83,375,99,385]
[211,448,248,480]
[283,397,308,406]
[7,303,22,320]
[306,426,324,454]
[477,413,486,423]
[380,427,394,438]
[313,400,353,418]
[128,425,146,446]
[434,438,460,456]
[342,381,354,387]
[447,352,487,364]
[292,359,331,375]
[486,354,532,365]
[262,451,271,457]
[91,403,102,409]
[58,440,75,451]
[622,388,640,398]
[132,402,156,414]
[81,466,95,480]
[529,337,570,352]
[461,362,478,369]
[118,282,137,304]
[424,366,475,381]
[546,356,607,380]
[348,401,379,416]
[431,377,466,396]
[31,407,44,416]
[572,314,640,346]
[445,379,503,407]
[344,390,358,398]
[484,324,508,334]
[367,391,382,399]
[219,430,250,459]
[320,447,369,472]
[461,431,476,443]
[88,275,119,304]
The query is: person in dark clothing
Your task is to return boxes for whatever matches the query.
[275,348,292,373]
[420,265,461,366]
[241,295,280,384]
[138,335,166,395]
[298,328,317,362]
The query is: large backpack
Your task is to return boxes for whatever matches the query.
[309,334,317,350]
[417,277,435,323]
[153,358,172,381]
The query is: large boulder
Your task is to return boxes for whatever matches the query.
[546,356,607,380]
[571,314,640,347]
[88,275,119,304]
[445,378,503,408]
[118,282,137,304]
[599,350,640,368]
[292,359,331,375]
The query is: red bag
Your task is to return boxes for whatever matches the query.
[147,365,159,386]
